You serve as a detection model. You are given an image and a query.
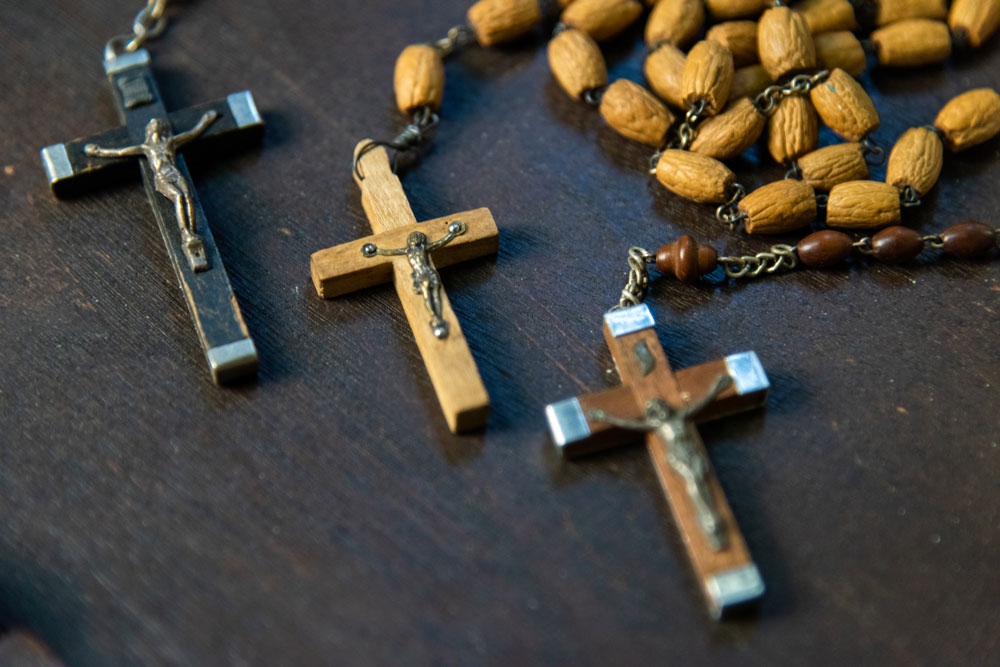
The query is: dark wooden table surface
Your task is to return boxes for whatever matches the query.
[2,1,998,664]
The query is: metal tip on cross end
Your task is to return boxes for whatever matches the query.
[361,243,378,258]
[432,322,450,339]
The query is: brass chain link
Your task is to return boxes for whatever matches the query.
[718,245,798,279]
[105,0,170,61]
[753,70,830,114]
[611,247,656,311]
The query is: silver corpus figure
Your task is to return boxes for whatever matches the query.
[84,110,220,272]
[587,374,734,551]
[362,221,468,339]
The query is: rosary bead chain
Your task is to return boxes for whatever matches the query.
[105,0,170,61]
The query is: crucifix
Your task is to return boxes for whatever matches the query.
[545,304,770,619]
[40,49,264,384]
[310,141,499,433]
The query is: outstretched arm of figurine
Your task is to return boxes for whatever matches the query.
[586,409,652,432]
[172,110,220,147]
[424,221,468,253]
[84,142,143,158]
[682,374,733,418]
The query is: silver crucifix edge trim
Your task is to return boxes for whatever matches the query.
[545,397,591,449]
[705,564,765,619]
[226,91,263,129]
[40,143,73,184]
[206,338,258,384]
[604,303,656,338]
[103,48,151,75]
[724,351,770,396]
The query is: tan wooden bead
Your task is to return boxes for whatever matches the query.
[877,0,948,26]
[561,0,643,42]
[826,181,901,229]
[655,149,736,204]
[739,179,817,234]
[548,28,608,100]
[682,40,735,115]
[467,0,542,46]
[871,19,952,67]
[758,7,817,80]
[600,79,676,146]
[730,64,773,100]
[794,0,857,34]
[690,97,766,159]
[935,88,1000,151]
[949,0,1000,48]
[706,21,760,67]
[394,45,446,114]
[810,68,880,141]
[814,31,867,77]
[705,0,768,20]
[646,0,705,48]
[887,127,944,196]
[644,42,687,108]
[768,95,819,164]
[797,142,868,191]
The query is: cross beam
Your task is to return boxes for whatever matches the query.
[40,49,264,384]
[545,304,770,619]
[310,142,499,433]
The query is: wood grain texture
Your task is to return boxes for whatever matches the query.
[1,0,999,664]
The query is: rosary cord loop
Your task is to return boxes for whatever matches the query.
[611,247,656,311]
[715,183,747,230]
[354,107,440,179]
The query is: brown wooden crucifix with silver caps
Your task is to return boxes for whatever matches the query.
[545,304,770,619]
[310,142,499,433]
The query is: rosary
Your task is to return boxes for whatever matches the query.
[326,0,1000,618]
[39,0,999,621]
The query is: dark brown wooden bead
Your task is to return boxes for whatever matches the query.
[656,236,719,283]
[871,226,924,263]
[940,221,997,258]
[797,230,853,267]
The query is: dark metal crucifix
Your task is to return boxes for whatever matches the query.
[545,304,771,619]
[40,49,264,384]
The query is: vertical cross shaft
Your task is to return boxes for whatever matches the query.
[545,305,770,618]
[309,142,499,433]
[40,50,264,384]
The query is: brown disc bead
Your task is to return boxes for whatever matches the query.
[797,230,853,268]
[656,236,719,283]
[871,226,925,263]
[940,222,998,258]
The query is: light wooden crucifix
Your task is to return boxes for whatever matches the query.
[545,304,770,619]
[310,142,499,433]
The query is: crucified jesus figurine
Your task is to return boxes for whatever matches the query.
[85,111,220,272]
[588,373,734,551]
[362,220,468,339]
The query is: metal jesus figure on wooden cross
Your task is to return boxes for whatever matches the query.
[311,142,499,433]
[84,111,220,272]
[40,49,264,384]
[545,304,771,619]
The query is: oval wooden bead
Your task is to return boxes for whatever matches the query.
[730,64,772,100]
[826,181,901,229]
[797,142,869,191]
[934,88,1000,151]
[949,0,1000,48]
[758,7,818,81]
[871,226,925,263]
[468,0,543,46]
[393,45,446,114]
[548,28,608,99]
[706,21,759,67]
[644,43,686,108]
[886,127,944,196]
[871,19,952,67]
[646,0,705,48]
[600,79,675,146]
[795,0,858,34]
[655,150,736,204]
[690,97,766,159]
[877,0,947,26]
[739,179,818,234]
[810,68,880,141]
[561,0,643,42]
[704,0,768,21]
[656,236,719,283]
[797,230,853,267]
[940,221,997,258]
[814,31,867,77]
[682,41,735,115]
[768,95,819,164]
